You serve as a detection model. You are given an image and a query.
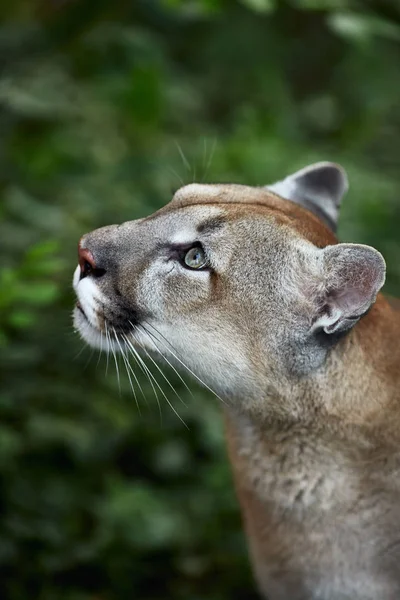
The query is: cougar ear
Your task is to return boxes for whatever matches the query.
[312,243,386,335]
[266,162,348,232]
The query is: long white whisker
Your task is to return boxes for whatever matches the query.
[202,137,216,183]
[166,165,185,187]
[202,138,207,179]
[174,140,191,173]
[139,340,187,407]
[111,327,121,394]
[73,343,88,361]
[122,334,156,401]
[124,333,188,428]
[143,321,227,405]
[96,331,104,369]
[114,331,141,414]
[104,322,111,376]
[122,346,147,402]
[83,346,95,372]
[140,325,194,400]
[123,334,163,422]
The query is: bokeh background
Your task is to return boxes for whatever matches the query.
[1,1,400,599]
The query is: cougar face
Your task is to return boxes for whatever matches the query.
[73,165,385,411]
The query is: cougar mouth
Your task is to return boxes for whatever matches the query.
[72,265,142,350]
[76,301,86,318]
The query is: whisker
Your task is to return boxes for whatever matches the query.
[174,140,191,174]
[143,321,227,405]
[121,334,155,403]
[140,325,194,400]
[122,345,148,403]
[110,326,121,395]
[139,339,187,407]
[124,332,188,428]
[82,346,95,372]
[67,327,82,337]
[123,334,162,422]
[96,331,104,369]
[166,165,185,187]
[73,343,88,361]
[104,322,111,376]
[202,137,217,183]
[114,331,141,415]
[202,138,207,178]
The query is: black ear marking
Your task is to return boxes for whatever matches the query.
[266,162,349,232]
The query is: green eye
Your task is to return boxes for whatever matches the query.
[183,246,208,270]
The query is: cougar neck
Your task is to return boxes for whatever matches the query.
[238,295,400,433]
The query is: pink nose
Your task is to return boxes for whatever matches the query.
[78,240,97,279]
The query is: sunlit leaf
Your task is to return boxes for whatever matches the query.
[329,12,400,43]
[9,310,36,328]
[239,0,275,12]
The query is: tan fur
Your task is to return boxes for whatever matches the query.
[73,173,400,600]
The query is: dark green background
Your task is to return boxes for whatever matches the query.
[1,1,400,599]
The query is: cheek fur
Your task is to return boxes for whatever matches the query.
[137,263,211,318]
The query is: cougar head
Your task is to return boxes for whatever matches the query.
[73,163,385,408]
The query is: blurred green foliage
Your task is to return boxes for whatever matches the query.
[1,1,400,599]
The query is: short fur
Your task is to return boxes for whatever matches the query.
[73,163,400,600]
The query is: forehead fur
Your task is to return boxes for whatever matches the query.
[172,183,275,207]
[167,183,337,248]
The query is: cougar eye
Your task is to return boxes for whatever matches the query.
[183,246,208,270]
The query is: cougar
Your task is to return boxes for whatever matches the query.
[73,162,400,600]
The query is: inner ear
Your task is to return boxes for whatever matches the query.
[313,243,386,335]
[266,162,348,232]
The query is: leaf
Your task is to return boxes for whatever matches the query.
[328,12,400,43]
[239,0,275,12]
[295,0,348,9]
[25,240,60,261]
[9,310,36,329]
[16,281,59,306]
